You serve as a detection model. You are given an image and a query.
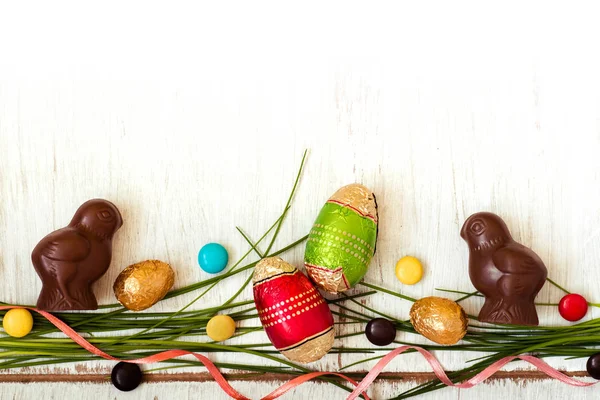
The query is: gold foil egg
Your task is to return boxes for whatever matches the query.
[113,260,175,311]
[409,296,468,345]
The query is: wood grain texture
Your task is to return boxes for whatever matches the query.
[2,1,600,399]
[0,379,599,400]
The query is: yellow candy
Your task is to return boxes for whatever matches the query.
[2,309,34,338]
[206,315,236,341]
[395,256,423,285]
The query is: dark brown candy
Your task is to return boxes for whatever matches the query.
[365,318,396,346]
[111,362,143,391]
[460,212,547,326]
[587,353,600,379]
[32,199,123,311]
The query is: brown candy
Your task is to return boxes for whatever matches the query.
[365,318,396,346]
[32,199,123,311]
[460,212,548,325]
[410,296,468,345]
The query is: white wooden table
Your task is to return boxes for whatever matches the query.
[1,2,600,399]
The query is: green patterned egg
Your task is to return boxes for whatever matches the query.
[304,184,378,293]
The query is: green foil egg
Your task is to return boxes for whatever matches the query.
[304,184,378,293]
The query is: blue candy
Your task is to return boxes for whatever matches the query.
[198,243,229,274]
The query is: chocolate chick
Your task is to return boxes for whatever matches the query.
[460,212,547,326]
[32,199,123,310]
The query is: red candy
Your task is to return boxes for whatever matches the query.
[558,293,588,322]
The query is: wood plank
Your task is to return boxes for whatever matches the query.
[0,371,591,383]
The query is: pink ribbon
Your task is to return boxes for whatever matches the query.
[0,306,252,399]
[345,345,597,400]
[261,371,369,400]
[1,306,596,400]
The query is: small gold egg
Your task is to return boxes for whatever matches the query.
[409,296,468,345]
[113,260,175,311]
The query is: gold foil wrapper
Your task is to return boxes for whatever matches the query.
[410,296,468,345]
[281,328,335,363]
[113,260,175,311]
[329,183,378,223]
[252,256,295,283]
[306,265,348,293]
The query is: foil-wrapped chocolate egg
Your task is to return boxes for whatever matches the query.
[253,257,334,363]
[304,184,378,293]
[113,260,175,311]
[410,296,468,345]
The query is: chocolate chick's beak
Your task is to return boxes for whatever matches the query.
[460,214,478,240]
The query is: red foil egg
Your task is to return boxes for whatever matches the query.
[558,293,588,322]
[252,257,335,363]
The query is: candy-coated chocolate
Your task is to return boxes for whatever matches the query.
[586,353,600,379]
[253,257,334,363]
[395,256,423,285]
[2,309,34,338]
[558,294,588,322]
[206,315,236,341]
[461,212,547,326]
[198,243,229,274]
[32,199,123,311]
[111,362,142,392]
[365,318,396,346]
[305,184,378,293]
